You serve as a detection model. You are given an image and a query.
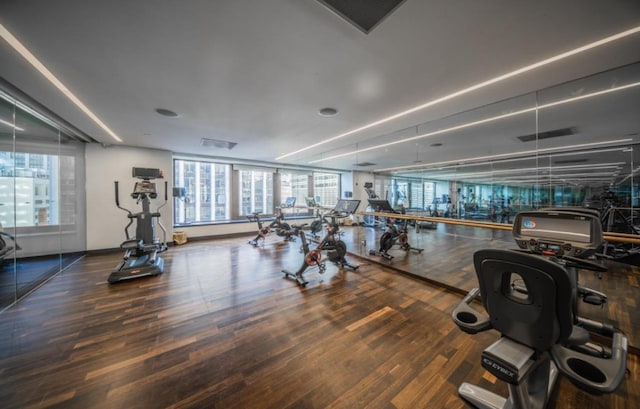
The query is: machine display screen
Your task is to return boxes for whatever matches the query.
[134,181,156,194]
[335,199,360,214]
[519,215,592,243]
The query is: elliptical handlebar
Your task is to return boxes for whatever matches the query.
[114,181,133,216]
[155,181,168,251]
[115,181,134,240]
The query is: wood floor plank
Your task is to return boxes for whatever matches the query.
[0,233,636,408]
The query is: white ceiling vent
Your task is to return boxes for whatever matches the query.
[200,138,237,150]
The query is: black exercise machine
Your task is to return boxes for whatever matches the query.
[282,199,360,286]
[0,222,20,263]
[247,205,297,247]
[306,197,324,239]
[452,209,627,409]
[109,167,168,284]
[367,199,423,260]
[362,184,388,228]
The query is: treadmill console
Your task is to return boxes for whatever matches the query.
[512,210,603,258]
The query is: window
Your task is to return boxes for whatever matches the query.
[280,172,309,208]
[409,181,424,209]
[173,159,230,224]
[424,182,435,208]
[313,172,339,207]
[239,170,273,216]
[0,152,60,227]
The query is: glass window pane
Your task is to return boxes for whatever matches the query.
[239,170,273,216]
[313,172,339,207]
[173,159,230,223]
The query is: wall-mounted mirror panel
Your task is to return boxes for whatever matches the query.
[363,62,640,349]
[0,93,17,310]
[0,88,86,310]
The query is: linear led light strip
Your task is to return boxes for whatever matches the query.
[377,138,632,173]
[472,172,617,179]
[0,118,24,131]
[310,80,640,164]
[0,23,123,142]
[429,164,623,180]
[406,147,629,173]
[277,25,640,161]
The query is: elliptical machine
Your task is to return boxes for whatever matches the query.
[282,199,360,286]
[109,167,168,284]
[451,209,627,409]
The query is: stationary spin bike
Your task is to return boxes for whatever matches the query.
[109,167,168,284]
[368,201,423,260]
[248,198,297,247]
[283,199,360,286]
[306,197,324,239]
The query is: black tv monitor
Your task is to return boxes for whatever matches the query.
[367,199,396,213]
[132,167,162,179]
[334,199,360,214]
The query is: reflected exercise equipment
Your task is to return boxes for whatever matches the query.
[0,221,20,263]
[362,183,387,228]
[282,199,360,286]
[452,209,627,409]
[368,199,424,261]
[306,197,324,239]
[109,167,168,284]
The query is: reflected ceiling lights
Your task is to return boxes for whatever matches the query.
[276,25,640,161]
[0,118,24,131]
[377,139,633,173]
[308,80,640,164]
[0,23,123,142]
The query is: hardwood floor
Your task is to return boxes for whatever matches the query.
[339,223,640,351]
[0,233,637,408]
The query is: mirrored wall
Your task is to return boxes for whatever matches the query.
[0,87,87,312]
[376,62,640,231]
[364,61,640,347]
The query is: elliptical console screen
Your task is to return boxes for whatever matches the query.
[512,210,602,257]
[134,181,157,194]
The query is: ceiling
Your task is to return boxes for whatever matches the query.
[0,0,639,180]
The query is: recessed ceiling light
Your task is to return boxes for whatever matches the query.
[155,108,179,117]
[319,107,338,117]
